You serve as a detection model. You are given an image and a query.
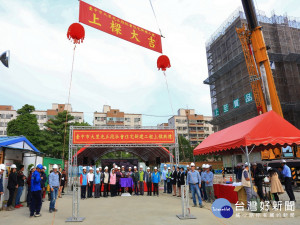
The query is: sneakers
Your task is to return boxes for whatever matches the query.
[15,205,20,208]
[34,213,41,217]
[49,209,53,213]
[199,204,203,208]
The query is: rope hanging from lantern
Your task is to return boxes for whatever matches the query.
[163,71,174,115]
[149,0,164,38]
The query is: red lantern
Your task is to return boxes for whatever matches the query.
[157,55,171,71]
[67,23,85,44]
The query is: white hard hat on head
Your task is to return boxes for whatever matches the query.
[122,166,124,167]
[83,166,87,170]
[0,164,6,170]
[186,165,190,168]
[53,164,58,169]
[30,166,35,171]
[164,164,167,167]
[90,167,94,170]
[134,166,137,168]
[104,166,108,170]
[115,165,118,168]
[147,167,150,170]
[202,164,205,168]
[281,159,286,163]
[140,165,143,168]
[11,164,17,169]
[96,168,99,171]
[129,167,132,169]
[118,167,120,169]
[244,162,249,167]
[154,167,157,170]
[168,167,170,169]
[190,163,195,167]
[267,167,272,171]
[43,166,47,170]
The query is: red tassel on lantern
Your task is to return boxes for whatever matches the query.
[157,55,171,71]
[67,23,85,44]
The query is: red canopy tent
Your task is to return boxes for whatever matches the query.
[194,110,300,156]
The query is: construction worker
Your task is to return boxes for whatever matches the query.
[110,168,117,197]
[0,164,5,200]
[99,167,103,196]
[116,167,122,196]
[15,165,26,208]
[139,165,145,195]
[80,167,87,199]
[121,166,126,193]
[145,167,152,196]
[280,159,295,201]
[241,162,256,208]
[152,167,160,196]
[187,163,203,208]
[94,168,101,198]
[176,166,182,197]
[40,166,47,202]
[132,166,139,195]
[103,167,110,197]
[30,164,43,217]
[27,166,35,207]
[87,167,94,198]
[48,164,59,213]
[200,164,208,201]
[162,164,168,193]
[166,167,172,194]
[203,164,215,203]
[7,164,18,211]
[127,167,133,195]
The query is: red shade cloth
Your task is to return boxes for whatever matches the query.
[213,184,238,204]
[194,111,300,155]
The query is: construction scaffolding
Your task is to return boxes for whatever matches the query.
[205,8,300,131]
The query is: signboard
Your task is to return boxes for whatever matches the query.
[244,92,253,103]
[73,129,175,144]
[79,1,162,53]
[233,98,240,108]
[214,108,219,117]
[223,104,229,113]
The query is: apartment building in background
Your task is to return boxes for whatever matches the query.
[0,104,84,135]
[94,105,142,127]
[0,105,17,136]
[32,103,84,129]
[167,109,214,146]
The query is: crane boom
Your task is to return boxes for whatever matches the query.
[239,0,283,117]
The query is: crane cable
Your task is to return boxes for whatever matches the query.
[149,0,164,38]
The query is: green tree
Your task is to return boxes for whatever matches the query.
[39,111,90,159]
[7,104,41,147]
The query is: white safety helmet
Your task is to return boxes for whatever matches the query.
[147,167,150,170]
[43,166,47,170]
[122,166,124,168]
[104,166,108,170]
[244,162,249,167]
[186,165,190,168]
[96,168,99,171]
[134,166,137,169]
[99,167,102,169]
[129,167,132,169]
[118,167,120,170]
[190,163,195,167]
[30,166,35,171]
[11,164,17,169]
[202,164,206,168]
[168,167,170,170]
[0,164,6,171]
[115,165,118,169]
[53,164,58,169]
[281,159,286,164]
[82,166,87,170]
[140,165,143,168]
[164,164,167,167]
[154,167,157,170]
[90,167,94,170]
[267,167,272,171]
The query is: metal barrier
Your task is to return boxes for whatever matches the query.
[176,185,196,219]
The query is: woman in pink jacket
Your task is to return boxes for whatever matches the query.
[110,169,117,197]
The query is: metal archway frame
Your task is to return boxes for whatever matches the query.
[66,125,179,222]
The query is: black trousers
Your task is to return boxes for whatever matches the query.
[103,183,109,197]
[94,183,100,198]
[30,190,42,216]
[147,182,152,195]
[116,182,120,195]
[273,193,279,201]
[256,181,264,200]
[88,181,94,198]
[7,188,16,207]
[27,186,32,207]
[110,184,116,197]
[99,182,103,196]
[284,177,295,201]
[81,185,87,199]
[134,181,139,194]
[153,183,159,196]
[167,182,172,193]
[128,187,132,195]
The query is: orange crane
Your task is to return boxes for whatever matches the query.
[236,0,283,117]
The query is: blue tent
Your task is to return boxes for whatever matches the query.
[0,136,40,153]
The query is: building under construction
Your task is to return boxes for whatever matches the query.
[204,8,300,131]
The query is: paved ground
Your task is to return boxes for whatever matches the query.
[1,191,300,225]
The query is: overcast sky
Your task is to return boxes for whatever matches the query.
[0,0,299,125]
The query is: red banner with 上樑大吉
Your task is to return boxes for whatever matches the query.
[79,1,162,53]
[72,129,175,144]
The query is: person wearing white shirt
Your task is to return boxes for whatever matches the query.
[87,167,94,198]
